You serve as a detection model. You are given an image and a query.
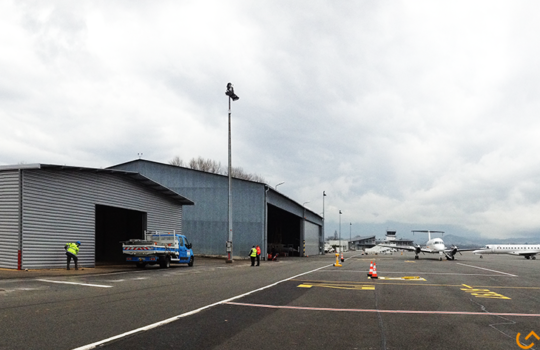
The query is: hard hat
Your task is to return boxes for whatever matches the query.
[76,241,81,245]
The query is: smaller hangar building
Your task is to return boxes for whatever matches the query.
[0,164,193,270]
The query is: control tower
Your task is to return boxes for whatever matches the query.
[385,230,396,241]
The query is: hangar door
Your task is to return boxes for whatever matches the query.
[304,220,320,256]
[267,204,301,256]
[95,205,147,263]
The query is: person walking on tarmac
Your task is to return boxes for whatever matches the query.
[249,245,257,266]
[64,241,81,270]
[256,245,261,266]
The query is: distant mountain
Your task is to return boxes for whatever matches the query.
[442,235,484,248]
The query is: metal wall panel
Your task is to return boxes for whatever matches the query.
[110,161,266,258]
[267,191,304,217]
[268,190,323,227]
[304,220,320,256]
[0,170,20,269]
[304,209,323,226]
[21,169,183,269]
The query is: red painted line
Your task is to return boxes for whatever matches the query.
[225,302,540,317]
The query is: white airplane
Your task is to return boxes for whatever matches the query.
[365,245,396,255]
[381,230,471,261]
[473,244,540,260]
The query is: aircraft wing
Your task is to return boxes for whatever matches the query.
[420,248,437,254]
[401,246,440,254]
[379,244,419,253]
[444,247,477,253]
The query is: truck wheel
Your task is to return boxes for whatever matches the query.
[160,256,171,268]
[188,256,194,267]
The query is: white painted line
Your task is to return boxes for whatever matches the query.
[36,279,112,288]
[72,264,332,350]
[224,302,540,317]
[86,271,131,277]
[318,270,510,277]
[456,263,517,277]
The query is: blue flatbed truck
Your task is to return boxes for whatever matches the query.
[122,230,194,268]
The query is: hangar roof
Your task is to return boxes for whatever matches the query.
[0,163,194,205]
[110,159,323,223]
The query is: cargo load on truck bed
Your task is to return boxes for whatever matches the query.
[122,230,194,268]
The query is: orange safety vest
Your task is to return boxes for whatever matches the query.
[256,246,261,255]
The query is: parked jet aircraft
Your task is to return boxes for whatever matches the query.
[473,244,540,259]
[380,230,472,261]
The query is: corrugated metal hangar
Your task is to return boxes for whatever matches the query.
[109,159,324,260]
[0,160,323,269]
[0,164,193,269]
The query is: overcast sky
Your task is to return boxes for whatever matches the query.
[2,1,540,241]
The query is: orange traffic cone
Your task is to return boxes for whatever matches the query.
[368,261,373,277]
[371,263,378,279]
[340,253,344,262]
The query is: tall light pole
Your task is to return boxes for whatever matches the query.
[275,182,284,191]
[339,210,342,253]
[350,222,352,251]
[225,83,239,263]
[322,191,326,254]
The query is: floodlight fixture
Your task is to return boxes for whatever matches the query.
[225,83,239,101]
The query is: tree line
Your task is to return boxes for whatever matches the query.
[170,156,266,183]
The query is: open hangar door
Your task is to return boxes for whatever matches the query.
[267,204,301,257]
[95,205,147,263]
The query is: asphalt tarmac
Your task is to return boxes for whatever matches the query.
[2,252,540,350]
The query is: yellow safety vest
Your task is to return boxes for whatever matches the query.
[66,243,79,256]
[250,248,257,257]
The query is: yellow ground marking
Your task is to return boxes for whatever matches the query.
[292,279,540,290]
[404,261,417,263]
[378,276,426,281]
[461,284,510,300]
[297,283,375,291]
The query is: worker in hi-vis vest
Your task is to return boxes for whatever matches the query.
[249,246,257,267]
[64,241,81,270]
[256,245,261,266]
